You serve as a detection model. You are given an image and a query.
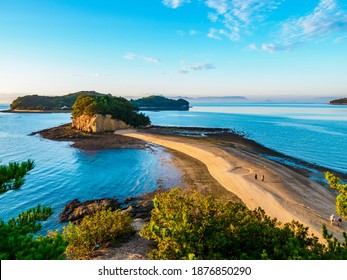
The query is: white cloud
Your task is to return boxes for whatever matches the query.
[207,28,222,40]
[177,29,198,36]
[334,35,347,43]
[246,43,258,51]
[162,0,190,9]
[124,52,161,65]
[175,62,216,74]
[246,42,294,53]
[281,0,347,44]
[123,52,137,60]
[163,0,284,41]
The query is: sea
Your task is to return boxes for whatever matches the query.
[0,102,346,232]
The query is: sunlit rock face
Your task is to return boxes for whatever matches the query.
[72,114,131,133]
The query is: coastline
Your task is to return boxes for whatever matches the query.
[33,124,346,241]
[124,130,346,240]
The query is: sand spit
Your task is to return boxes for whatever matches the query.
[123,132,345,240]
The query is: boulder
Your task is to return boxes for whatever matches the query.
[72,114,131,133]
[59,198,121,223]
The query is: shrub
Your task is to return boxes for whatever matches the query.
[63,208,135,259]
[325,172,347,220]
[141,188,347,260]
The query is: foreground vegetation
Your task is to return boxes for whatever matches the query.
[141,188,347,260]
[63,208,134,260]
[325,172,347,219]
[1,160,347,260]
[0,160,66,259]
[72,94,150,127]
[0,160,34,194]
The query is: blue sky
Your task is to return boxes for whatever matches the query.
[1,0,347,101]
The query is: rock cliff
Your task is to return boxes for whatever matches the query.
[72,114,131,133]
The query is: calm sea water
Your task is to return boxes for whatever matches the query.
[1,103,346,232]
[0,104,182,232]
[145,103,347,174]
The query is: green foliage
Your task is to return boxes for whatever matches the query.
[141,188,347,260]
[72,94,151,127]
[63,208,135,259]
[0,159,34,194]
[0,205,67,259]
[131,95,189,110]
[325,172,347,220]
[10,91,104,110]
[0,160,67,259]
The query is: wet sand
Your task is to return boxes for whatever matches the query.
[123,130,345,240]
[34,124,346,241]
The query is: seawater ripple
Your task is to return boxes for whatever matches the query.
[0,110,182,232]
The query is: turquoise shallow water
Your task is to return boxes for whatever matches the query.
[145,103,347,174]
[0,104,182,232]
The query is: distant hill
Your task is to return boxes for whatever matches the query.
[329,98,347,105]
[185,96,248,103]
[130,95,189,111]
[10,91,105,111]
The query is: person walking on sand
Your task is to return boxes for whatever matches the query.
[255,174,258,180]
[262,175,264,182]
[330,214,335,225]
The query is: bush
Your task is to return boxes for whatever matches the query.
[141,188,347,260]
[63,208,135,259]
[325,172,347,220]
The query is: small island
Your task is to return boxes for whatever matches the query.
[329,97,347,105]
[9,91,105,111]
[71,94,150,133]
[130,95,189,111]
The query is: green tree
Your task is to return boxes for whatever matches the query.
[325,172,347,220]
[72,94,150,127]
[0,160,34,194]
[141,188,347,260]
[0,160,67,259]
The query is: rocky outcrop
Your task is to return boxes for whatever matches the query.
[59,198,121,223]
[60,196,155,223]
[330,98,347,105]
[72,114,131,133]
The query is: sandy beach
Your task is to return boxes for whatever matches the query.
[34,124,346,243]
[123,130,345,240]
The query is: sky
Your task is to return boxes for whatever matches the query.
[1,0,347,102]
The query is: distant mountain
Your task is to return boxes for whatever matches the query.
[130,95,189,111]
[10,91,106,111]
[185,96,248,103]
[329,98,347,105]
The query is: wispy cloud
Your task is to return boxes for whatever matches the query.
[246,43,293,53]
[163,0,284,41]
[162,0,190,9]
[253,0,347,53]
[334,35,347,43]
[174,62,216,74]
[69,73,111,77]
[124,52,161,65]
[177,29,198,36]
[280,0,347,44]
